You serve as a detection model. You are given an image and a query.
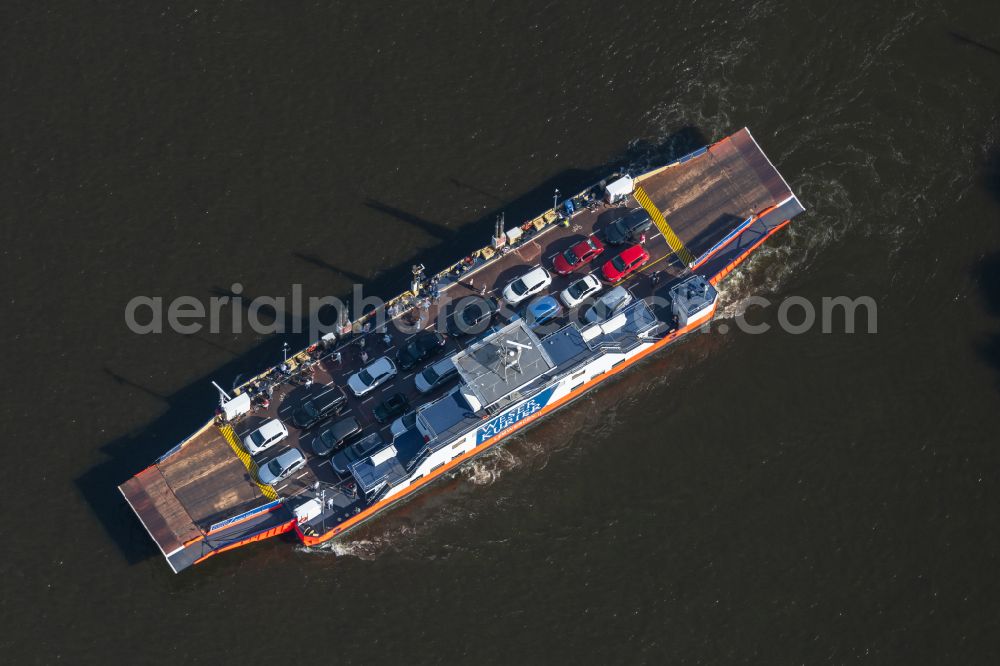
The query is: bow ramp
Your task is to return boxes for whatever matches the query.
[635,127,803,269]
[119,420,293,572]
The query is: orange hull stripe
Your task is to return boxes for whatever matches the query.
[692,205,777,270]
[709,219,792,286]
[204,217,793,558]
[296,308,716,547]
[193,520,296,565]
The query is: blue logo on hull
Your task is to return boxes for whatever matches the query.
[476,386,557,445]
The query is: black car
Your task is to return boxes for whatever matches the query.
[291,385,347,430]
[447,296,499,337]
[373,392,410,424]
[331,433,385,475]
[310,416,362,456]
[395,330,447,371]
[604,209,653,245]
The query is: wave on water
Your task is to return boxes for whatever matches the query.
[296,392,640,561]
[457,445,520,486]
[298,492,487,561]
[300,13,976,561]
[298,524,418,561]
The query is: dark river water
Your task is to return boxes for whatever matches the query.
[4,1,1000,663]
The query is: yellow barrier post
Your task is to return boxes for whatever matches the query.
[633,186,695,266]
[218,423,279,500]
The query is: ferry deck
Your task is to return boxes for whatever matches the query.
[119,128,805,572]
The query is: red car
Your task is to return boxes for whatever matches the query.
[601,244,650,283]
[553,235,605,275]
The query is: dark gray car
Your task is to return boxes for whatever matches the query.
[291,385,347,430]
[604,209,652,245]
[310,416,362,457]
[331,433,385,476]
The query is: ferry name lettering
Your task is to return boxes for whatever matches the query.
[477,389,554,443]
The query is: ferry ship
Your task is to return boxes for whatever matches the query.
[119,128,804,573]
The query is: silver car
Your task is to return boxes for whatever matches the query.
[257,448,305,485]
[414,356,458,393]
[583,286,633,324]
[347,356,397,397]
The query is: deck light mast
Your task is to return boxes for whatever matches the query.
[411,263,426,295]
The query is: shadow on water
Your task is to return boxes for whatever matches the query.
[291,251,368,284]
[75,127,708,566]
[448,178,506,205]
[973,145,1000,390]
[364,199,455,242]
[983,146,1000,207]
[104,367,168,402]
[209,285,281,325]
[975,254,1000,378]
[950,32,1000,58]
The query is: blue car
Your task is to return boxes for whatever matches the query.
[523,296,562,330]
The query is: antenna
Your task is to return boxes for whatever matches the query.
[211,381,232,404]
[495,337,530,380]
[493,212,507,249]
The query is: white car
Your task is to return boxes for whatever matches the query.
[560,274,602,309]
[347,356,397,397]
[502,266,552,305]
[242,419,288,456]
[390,411,417,438]
[257,447,305,485]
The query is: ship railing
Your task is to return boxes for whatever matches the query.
[405,447,433,474]
[226,173,629,398]
[590,334,645,354]
[369,484,392,504]
[227,148,718,401]
[643,322,676,340]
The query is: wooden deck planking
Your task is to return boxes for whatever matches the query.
[636,129,790,258]
[158,427,265,526]
[120,467,201,554]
